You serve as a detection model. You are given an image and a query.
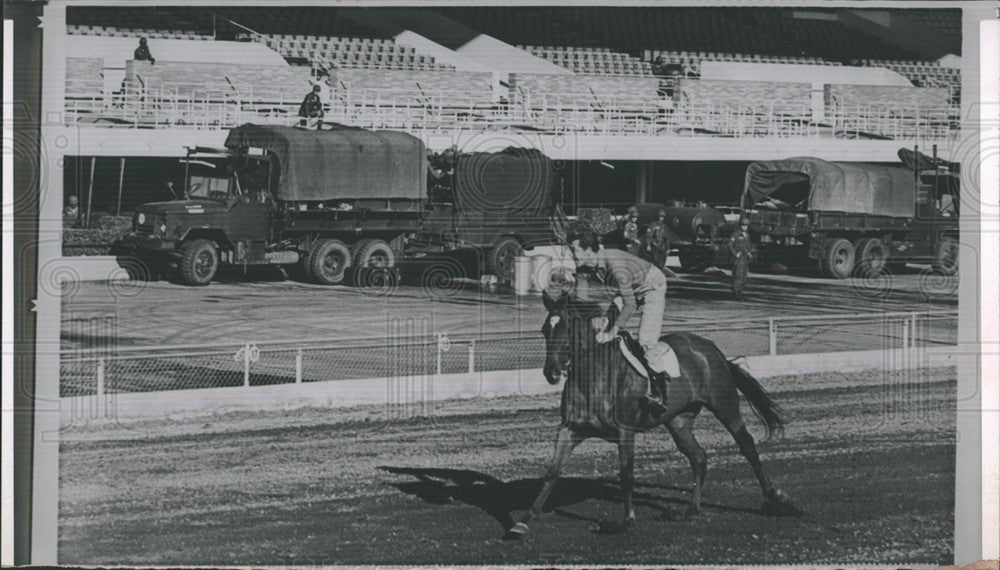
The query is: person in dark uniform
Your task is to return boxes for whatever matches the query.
[622,206,642,257]
[644,208,671,272]
[298,84,325,129]
[134,38,155,64]
[728,216,753,300]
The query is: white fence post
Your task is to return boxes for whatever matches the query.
[468,340,476,374]
[96,358,105,397]
[295,347,303,384]
[768,318,777,356]
[243,342,251,387]
[902,318,910,368]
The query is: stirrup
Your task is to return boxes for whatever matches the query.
[643,394,668,416]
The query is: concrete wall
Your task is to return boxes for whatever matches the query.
[700,61,913,86]
[60,126,956,163]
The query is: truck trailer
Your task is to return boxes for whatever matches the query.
[113,124,561,285]
[741,151,958,278]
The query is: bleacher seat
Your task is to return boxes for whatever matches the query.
[331,68,493,107]
[126,59,313,108]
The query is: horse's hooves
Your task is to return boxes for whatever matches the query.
[503,522,529,541]
[683,506,701,519]
[762,498,805,518]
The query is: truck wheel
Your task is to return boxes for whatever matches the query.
[487,237,522,284]
[823,238,855,279]
[352,239,395,269]
[310,238,351,285]
[932,237,958,276]
[855,238,888,273]
[179,239,219,286]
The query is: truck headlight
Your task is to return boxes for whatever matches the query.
[138,213,146,225]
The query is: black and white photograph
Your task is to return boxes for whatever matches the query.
[3,0,998,566]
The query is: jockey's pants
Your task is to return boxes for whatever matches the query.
[638,266,667,350]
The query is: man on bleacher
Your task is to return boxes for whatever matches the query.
[134,37,155,65]
[298,84,325,129]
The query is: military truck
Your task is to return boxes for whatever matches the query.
[741,149,959,278]
[113,124,561,286]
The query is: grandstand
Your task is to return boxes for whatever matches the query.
[62,5,961,140]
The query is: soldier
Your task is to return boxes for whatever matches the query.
[622,206,642,257]
[298,84,325,129]
[728,215,753,300]
[644,208,671,272]
[133,37,155,64]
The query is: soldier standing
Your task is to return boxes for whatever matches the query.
[623,206,642,257]
[728,215,753,300]
[644,208,671,272]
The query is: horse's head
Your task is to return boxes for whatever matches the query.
[541,290,620,385]
[541,290,571,384]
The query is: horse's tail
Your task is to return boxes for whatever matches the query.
[727,357,785,440]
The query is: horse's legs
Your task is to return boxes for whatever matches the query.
[617,433,637,526]
[506,427,583,538]
[667,412,707,516]
[718,414,783,503]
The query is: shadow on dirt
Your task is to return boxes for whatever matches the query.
[380,466,763,533]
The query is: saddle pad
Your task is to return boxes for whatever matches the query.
[618,337,681,378]
[618,337,649,379]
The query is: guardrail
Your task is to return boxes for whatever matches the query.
[65,84,959,141]
[59,310,957,398]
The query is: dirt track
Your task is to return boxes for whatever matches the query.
[59,367,956,566]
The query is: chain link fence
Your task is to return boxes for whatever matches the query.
[60,311,957,397]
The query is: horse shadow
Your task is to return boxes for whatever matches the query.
[379,466,764,533]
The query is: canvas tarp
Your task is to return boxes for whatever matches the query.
[743,157,915,218]
[454,148,556,216]
[224,124,426,202]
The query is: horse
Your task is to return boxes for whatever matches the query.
[505,290,797,539]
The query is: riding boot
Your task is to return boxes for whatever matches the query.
[644,371,669,416]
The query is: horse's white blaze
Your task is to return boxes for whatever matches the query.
[549,316,561,327]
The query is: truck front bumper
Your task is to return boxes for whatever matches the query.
[111,234,179,255]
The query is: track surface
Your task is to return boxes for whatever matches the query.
[61,262,957,349]
[59,368,956,566]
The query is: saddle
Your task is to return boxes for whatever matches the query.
[616,330,681,379]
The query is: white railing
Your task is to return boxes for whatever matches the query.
[65,82,961,140]
[60,310,958,398]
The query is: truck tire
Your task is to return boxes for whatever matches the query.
[179,239,219,286]
[487,237,522,284]
[823,238,855,279]
[352,239,395,269]
[309,238,351,285]
[932,237,958,276]
[854,238,888,273]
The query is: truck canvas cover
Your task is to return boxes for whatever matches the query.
[224,124,426,201]
[744,157,915,218]
[454,148,556,215]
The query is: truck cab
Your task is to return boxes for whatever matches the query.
[114,147,286,285]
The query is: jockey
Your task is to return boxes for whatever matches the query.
[567,225,678,415]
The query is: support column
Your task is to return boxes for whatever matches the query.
[634,161,652,204]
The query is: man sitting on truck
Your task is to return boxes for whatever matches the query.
[134,37,155,65]
[567,225,679,416]
[298,84,325,129]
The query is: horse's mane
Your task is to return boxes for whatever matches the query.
[565,297,606,319]
[565,296,621,330]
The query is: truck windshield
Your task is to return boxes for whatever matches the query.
[186,159,232,201]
